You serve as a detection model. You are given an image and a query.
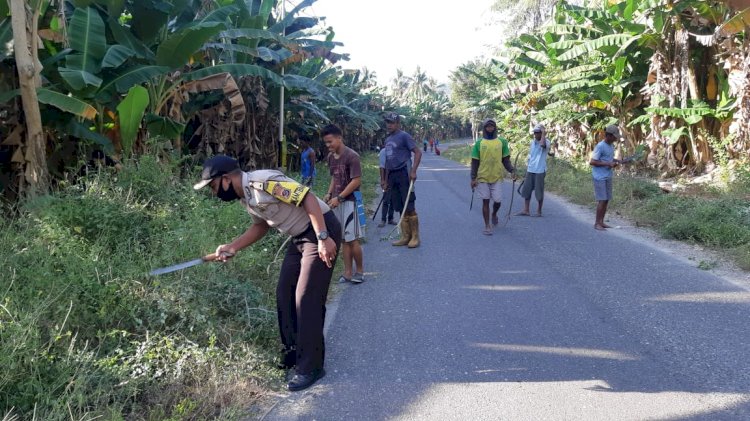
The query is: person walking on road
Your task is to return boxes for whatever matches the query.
[378,147,396,227]
[383,112,423,248]
[517,124,552,217]
[590,124,622,230]
[193,155,340,392]
[470,118,516,235]
[299,136,316,187]
[322,124,365,284]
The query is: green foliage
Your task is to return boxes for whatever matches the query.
[0,157,289,419]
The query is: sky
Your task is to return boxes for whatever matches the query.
[304,0,502,86]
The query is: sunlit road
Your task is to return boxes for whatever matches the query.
[263,146,750,420]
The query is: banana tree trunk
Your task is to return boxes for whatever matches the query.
[10,0,48,196]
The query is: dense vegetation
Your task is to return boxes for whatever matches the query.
[3,0,750,418]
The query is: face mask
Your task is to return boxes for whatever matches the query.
[217,179,240,202]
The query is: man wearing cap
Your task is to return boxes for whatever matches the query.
[517,124,552,217]
[589,124,622,230]
[470,118,516,235]
[193,155,341,391]
[383,112,423,248]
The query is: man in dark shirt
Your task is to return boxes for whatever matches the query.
[383,112,422,248]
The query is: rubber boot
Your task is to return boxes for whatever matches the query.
[407,214,420,248]
[391,216,411,246]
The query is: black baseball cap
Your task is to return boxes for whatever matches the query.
[384,112,400,122]
[193,155,240,190]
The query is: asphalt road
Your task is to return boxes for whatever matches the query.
[263,148,750,420]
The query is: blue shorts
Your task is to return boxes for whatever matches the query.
[593,178,612,201]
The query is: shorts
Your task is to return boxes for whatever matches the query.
[333,200,364,242]
[593,178,613,201]
[476,181,502,202]
[520,172,545,201]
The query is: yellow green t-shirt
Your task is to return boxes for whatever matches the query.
[471,137,510,183]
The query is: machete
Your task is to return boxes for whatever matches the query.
[149,252,232,276]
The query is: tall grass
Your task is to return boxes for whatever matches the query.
[3,152,386,420]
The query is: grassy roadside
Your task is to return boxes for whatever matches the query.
[0,152,381,420]
[442,142,750,270]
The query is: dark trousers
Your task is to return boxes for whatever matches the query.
[277,211,342,374]
[381,189,395,222]
[387,167,416,214]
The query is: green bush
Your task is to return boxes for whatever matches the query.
[0,155,291,419]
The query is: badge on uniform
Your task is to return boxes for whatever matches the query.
[263,181,309,206]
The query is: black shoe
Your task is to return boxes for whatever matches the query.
[287,368,326,391]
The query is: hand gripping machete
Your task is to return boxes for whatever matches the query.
[149,252,233,276]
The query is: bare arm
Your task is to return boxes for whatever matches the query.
[410,147,422,181]
[328,177,361,208]
[216,219,271,261]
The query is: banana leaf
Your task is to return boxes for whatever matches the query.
[68,7,107,64]
[67,120,113,151]
[145,114,185,139]
[109,20,154,60]
[102,45,135,69]
[156,22,226,68]
[37,88,97,119]
[184,64,284,86]
[117,86,150,156]
[719,8,750,35]
[99,65,170,93]
[558,34,637,61]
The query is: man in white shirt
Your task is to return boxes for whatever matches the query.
[517,124,552,217]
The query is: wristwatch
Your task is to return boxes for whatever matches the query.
[336,195,345,202]
[317,230,329,240]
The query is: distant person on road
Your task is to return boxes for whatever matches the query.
[423,138,428,152]
[378,147,396,227]
[299,136,316,187]
[322,124,365,284]
[589,124,622,230]
[470,118,516,235]
[193,155,339,392]
[383,112,422,248]
[429,138,434,153]
[517,124,552,217]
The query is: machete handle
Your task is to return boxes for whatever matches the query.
[202,251,234,262]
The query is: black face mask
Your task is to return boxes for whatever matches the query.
[217,179,240,202]
[483,127,497,139]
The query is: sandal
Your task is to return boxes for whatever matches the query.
[483,228,493,236]
[351,272,364,283]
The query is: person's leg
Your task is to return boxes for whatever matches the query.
[290,214,340,382]
[351,239,364,276]
[595,200,609,230]
[601,178,614,227]
[535,172,545,216]
[490,181,502,226]
[342,241,353,279]
[482,199,491,229]
[516,173,534,216]
[277,240,302,369]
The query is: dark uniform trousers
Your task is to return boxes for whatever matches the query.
[277,211,342,374]
[387,166,416,214]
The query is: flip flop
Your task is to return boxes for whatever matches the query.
[338,275,351,283]
[483,228,493,236]
[514,212,530,216]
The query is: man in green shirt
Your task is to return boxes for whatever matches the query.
[470,119,516,235]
